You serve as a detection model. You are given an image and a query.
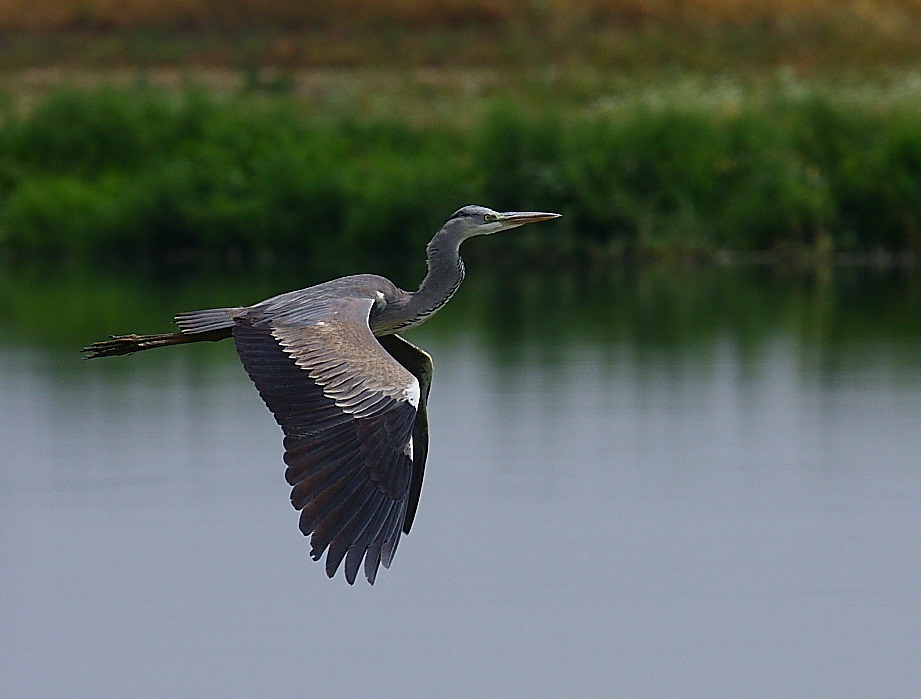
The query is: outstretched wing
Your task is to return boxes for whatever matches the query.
[232,292,420,585]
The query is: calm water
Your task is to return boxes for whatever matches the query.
[2,266,921,697]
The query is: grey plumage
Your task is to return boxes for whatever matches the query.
[82,205,560,584]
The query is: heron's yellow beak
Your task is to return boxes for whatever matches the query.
[492,211,562,234]
[498,211,562,226]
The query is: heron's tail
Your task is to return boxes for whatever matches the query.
[173,307,240,334]
[82,306,240,359]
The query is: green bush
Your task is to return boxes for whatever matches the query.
[1,84,920,267]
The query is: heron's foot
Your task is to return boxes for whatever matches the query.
[81,334,144,359]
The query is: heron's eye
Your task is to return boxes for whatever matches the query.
[483,214,495,222]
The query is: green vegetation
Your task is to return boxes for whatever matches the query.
[1,81,920,268]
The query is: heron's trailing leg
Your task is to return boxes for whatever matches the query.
[82,329,231,359]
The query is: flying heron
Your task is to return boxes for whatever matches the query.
[82,205,561,585]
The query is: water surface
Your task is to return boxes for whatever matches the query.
[2,266,920,697]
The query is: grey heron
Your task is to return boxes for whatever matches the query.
[82,205,561,585]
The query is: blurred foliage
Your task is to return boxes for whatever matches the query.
[0,87,475,274]
[8,0,920,31]
[2,0,921,71]
[1,85,921,265]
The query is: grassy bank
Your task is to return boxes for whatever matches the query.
[8,0,919,30]
[1,80,920,270]
[2,1,921,72]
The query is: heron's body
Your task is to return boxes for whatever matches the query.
[83,205,559,584]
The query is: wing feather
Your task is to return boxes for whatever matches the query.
[344,495,392,584]
[325,488,386,580]
[232,286,421,585]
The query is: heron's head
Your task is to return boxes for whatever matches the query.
[446,205,561,240]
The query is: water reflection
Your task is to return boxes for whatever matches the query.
[4,260,920,361]
[2,264,921,698]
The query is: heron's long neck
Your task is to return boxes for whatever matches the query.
[394,226,466,331]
